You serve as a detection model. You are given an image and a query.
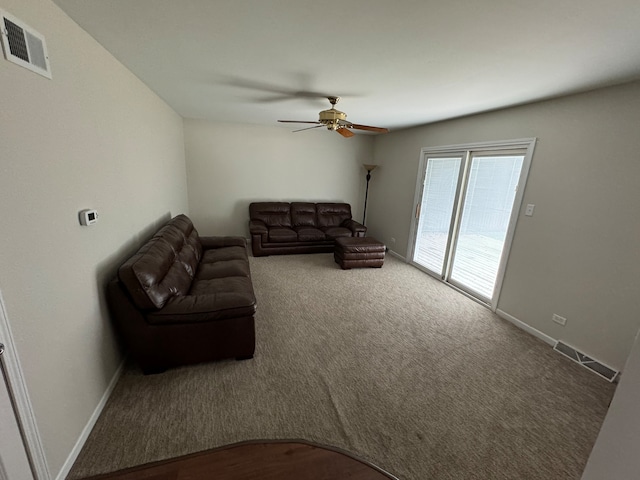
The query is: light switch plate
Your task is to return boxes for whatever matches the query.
[525,204,535,216]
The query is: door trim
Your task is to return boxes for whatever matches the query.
[0,290,51,480]
[489,141,536,309]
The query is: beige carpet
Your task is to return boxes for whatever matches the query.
[68,253,615,480]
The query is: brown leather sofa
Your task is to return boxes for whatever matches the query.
[249,202,366,257]
[107,214,256,373]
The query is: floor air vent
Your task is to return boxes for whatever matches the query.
[554,341,618,382]
[1,10,51,79]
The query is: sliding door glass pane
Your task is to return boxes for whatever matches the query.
[449,155,523,298]
[413,157,461,274]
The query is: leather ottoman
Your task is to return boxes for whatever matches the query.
[334,237,385,269]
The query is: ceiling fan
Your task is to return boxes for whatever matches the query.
[278,96,389,138]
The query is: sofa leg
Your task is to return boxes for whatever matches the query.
[236,355,254,361]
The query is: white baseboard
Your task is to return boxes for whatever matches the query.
[387,249,406,261]
[496,309,556,346]
[54,358,126,480]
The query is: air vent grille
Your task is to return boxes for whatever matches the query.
[4,18,28,61]
[1,10,51,79]
[25,30,46,70]
[554,341,619,382]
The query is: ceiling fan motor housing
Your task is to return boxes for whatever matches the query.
[278,96,387,135]
[319,108,347,130]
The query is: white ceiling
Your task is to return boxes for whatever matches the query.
[52,0,640,132]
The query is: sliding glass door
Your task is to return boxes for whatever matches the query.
[410,140,534,307]
[413,155,464,274]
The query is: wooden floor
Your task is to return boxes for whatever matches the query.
[79,440,398,480]
[414,232,504,299]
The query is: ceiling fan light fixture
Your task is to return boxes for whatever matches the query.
[278,96,388,137]
[319,108,347,123]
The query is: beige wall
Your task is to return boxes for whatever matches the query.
[184,119,375,237]
[370,81,640,370]
[0,0,188,477]
[2,0,638,474]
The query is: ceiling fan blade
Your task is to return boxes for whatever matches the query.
[221,77,326,98]
[292,125,325,133]
[349,123,389,134]
[337,128,355,138]
[278,120,321,124]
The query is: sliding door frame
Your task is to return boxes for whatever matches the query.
[407,138,537,311]
[411,151,467,281]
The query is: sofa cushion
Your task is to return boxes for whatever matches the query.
[199,236,247,249]
[317,203,352,228]
[291,202,317,227]
[295,226,326,242]
[189,275,253,296]
[249,202,292,227]
[201,245,248,263]
[322,226,353,239]
[145,275,256,324]
[153,215,203,266]
[196,259,251,279]
[269,227,297,242]
[118,215,201,310]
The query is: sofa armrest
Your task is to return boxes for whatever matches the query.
[249,220,268,257]
[342,219,367,237]
[249,219,268,235]
[200,236,247,249]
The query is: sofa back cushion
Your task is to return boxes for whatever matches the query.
[118,215,202,310]
[291,202,317,227]
[317,203,352,228]
[249,202,292,227]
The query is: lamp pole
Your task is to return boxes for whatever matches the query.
[362,164,378,225]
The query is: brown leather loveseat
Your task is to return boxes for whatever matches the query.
[107,214,256,373]
[249,202,366,257]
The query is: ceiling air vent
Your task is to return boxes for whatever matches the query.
[0,10,51,79]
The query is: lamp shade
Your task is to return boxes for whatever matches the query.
[363,164,378,172]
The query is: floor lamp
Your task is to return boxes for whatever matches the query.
[362,164,378,224]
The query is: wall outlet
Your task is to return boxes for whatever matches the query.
[552,314,567,326]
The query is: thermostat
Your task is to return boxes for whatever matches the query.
[79,209,98,226]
